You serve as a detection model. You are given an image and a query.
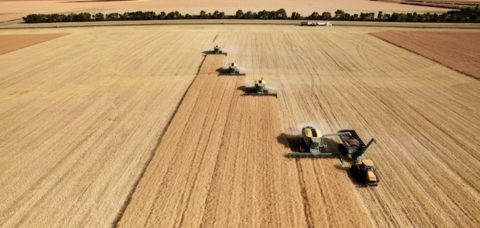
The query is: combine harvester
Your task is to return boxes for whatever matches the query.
[219,62,246,76]
[288,126,346,157]
[243,79,277,97]
[289,126,379,186]
[207,45,227,55]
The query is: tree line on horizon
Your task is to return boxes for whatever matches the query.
[23,7,480,23]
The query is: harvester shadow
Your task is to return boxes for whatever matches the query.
[277,133,301,148]
[216,67,227,74]
[237,85,246,92]
[237,86,248,96]
[239,86,269,96]
[277,133,305,159]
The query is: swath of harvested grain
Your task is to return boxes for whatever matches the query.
[371,31,480,80]
[119,55,311,227]
[0,27,206,227]
[0,33,68,55]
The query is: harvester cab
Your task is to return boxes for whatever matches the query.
[243,78,278,97]
[255,79,266,92]
[303,126,324,153]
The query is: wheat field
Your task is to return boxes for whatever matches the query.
[0,27,205,227]
[0,25,479,227]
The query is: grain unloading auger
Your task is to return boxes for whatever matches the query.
[288,126,379,186]
[219,62,246,76]
[243,79,278,98]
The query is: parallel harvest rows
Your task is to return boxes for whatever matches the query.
[0,25,478,227]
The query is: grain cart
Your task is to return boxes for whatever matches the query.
[338,129,379,186]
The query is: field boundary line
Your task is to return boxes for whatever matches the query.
[111,55,208,227]
[370,33,479,81]
[2,20,480,30]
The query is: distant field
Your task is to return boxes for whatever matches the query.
[0,34,67,55]
[0,0,449,22]
[377,0,480,9]
[371,31,480,79]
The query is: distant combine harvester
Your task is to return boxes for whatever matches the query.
[300,21,333,26]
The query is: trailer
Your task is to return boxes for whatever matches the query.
[300,21,333,26]
[337,129,365,155]
[337,129,379,186]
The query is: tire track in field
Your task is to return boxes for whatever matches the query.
[111,54,210,228]
[295,160,315,228]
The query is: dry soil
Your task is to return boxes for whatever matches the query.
[0,33,68,55]
[0,25,479,227]
[371,30,480,80]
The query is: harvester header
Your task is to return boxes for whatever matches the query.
[243,78,278,97]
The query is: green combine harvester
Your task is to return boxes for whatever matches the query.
[219,62,246,76]
[209,45,227,55]
[243,79,277,97]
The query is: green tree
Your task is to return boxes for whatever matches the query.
[291,12,302,20]
[243,11,255,19]
[276,8,288,19]
[334,10,345,20]
[235,9,244,19]
[321,12,332,20]
[309,12,320,20]
[199,10,207,19]
[157,12,166,20]
[106,13,121,20]
[352,14,359,21]
[94,13,105,21]
[377,11,383,21]
[144,11,156,20]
